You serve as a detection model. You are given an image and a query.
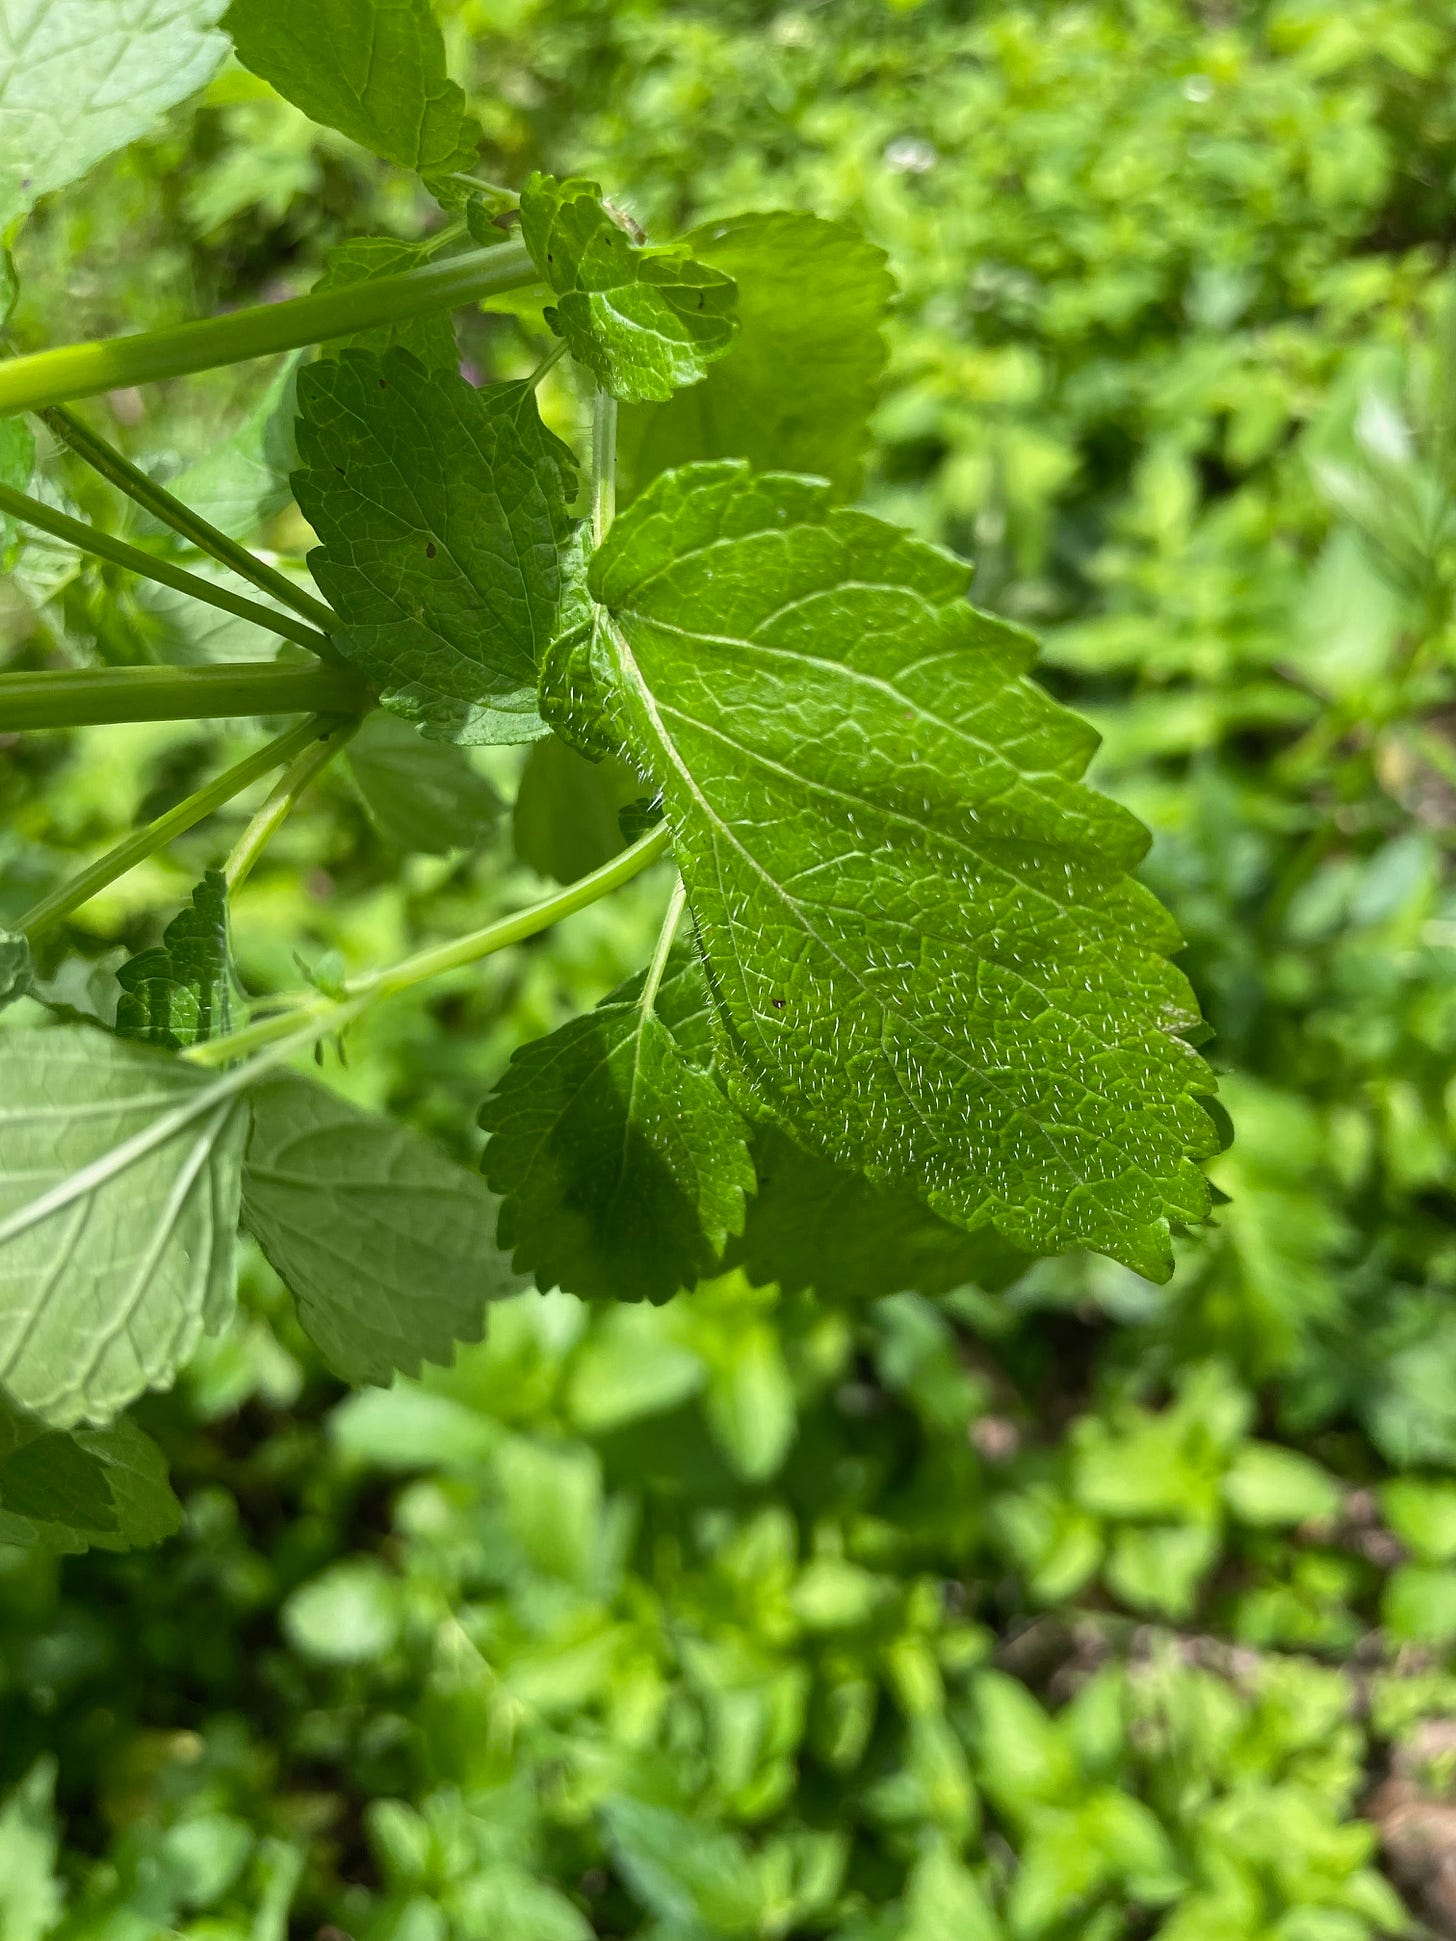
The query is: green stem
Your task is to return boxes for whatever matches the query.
[19,715,339,939]
[640,876,686,1014]
[225,715,360,892]
[0,479,334,656]
[0,662,367,732]
[592,387,618,544]
[41,402,339,638]
[186,821,674,1067]
[0,241,537,413]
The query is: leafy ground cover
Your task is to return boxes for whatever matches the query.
[4,0,1456,1936]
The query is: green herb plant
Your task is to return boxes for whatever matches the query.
[0,0,1221,1551]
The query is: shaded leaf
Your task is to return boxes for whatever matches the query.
[0,1396,181,1552]
[115,869,233,1050]
[0,1028,246,1426]
[243,1072,525,1383]
[0,931,31,1013]
[0,0,228,229]
[346,713,502,853]
[481,968,755,1304]
[224,0,476,173]
[512,734,643,884]
[592,461,1216,1278]
[539,522,621,760]
[294,349,577,744]
[313,235,459,370]
[519,171,738,403]
[620,211,893,502]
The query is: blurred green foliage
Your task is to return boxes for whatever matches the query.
[6,0,1456,1933]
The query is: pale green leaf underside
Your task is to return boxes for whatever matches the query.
[224,0,476,173]
[481,964,755,1304]
[345,713,501,854]
[243,1072,525,1384]
[115,869,233,1050]
[0,1029,246,1426]
[0,0,228,228]
[0,1397,181,1552]
[520,172,739,404]
[592,462,1217,1279]
[295,350,577,744]
[620,211,894,502]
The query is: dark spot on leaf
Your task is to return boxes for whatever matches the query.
[772,999,786,1009]
[378,378,388,389]
[334,465,345,475]
[426,542,437,559]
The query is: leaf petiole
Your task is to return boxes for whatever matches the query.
[0,242,538,413]
[19,715,349,940]
[592,387,618,543]
[225,715,361,892]
[185,821,674,1068]
[39,404,339,637]
[640,876,687,1015]
[0,662,367,733]
[0,480,335,657]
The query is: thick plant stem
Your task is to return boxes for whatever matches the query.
[41,402,338,636]
[0,662,366,732]
[186,822,674,1068]
[0,241,537,412]
[0,480,334,656]
[592,388,618,543]
[225,715,360,892]
[19,715,340,939]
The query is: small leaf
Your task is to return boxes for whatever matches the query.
[620,211,893,501]
[0,1396,181,1553]
[0,0,228,229]
[519,172,739,403]
[224,0,477,173]
[243,1072,524,1384]
[313,235,459,370]
[0,1028,247,1427]
[346,713,501,854]
[0,931,31,1013]
[481,968,756,1304]
[592,462,1217,1278]
[0,1760,63,1941]
[115,869,233,1050]
[294,349,577,744]
[539,523,621,760]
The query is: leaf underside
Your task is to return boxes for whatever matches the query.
[243,1072,526,1384]
[619,210,894,502]
[0,1029,246,1427]
[592,461,1217,1279]
[519,172,739,404]
[224,0,477,173]
[294,349,577,744]
[481,962,756,1305]
[115,869,233,1050]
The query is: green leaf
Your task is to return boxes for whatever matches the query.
[0,1760,63,1941]
[0,413,36,557]
[1221,1443,1341,1529]
[242,1072,522,1384]
[294,349,577,744]
[519,171,739,403]
[539,522,622,760]
[0,0,228,229]
[282,1556,401,1663]
[0,1396,181,1552]
[116,869,233,1051]
[592,462,1216,1278]
[224,0,476,172]
[734,1124,1030,1302]
[0,930,31,1013]
[512,735,643,884]
[313,236,460,370]
[600,1797,764,1935]
[345,713,502,853]
[620,212,893,502]
[0,1028,247,1426]
[158,355,300,542]
[480,966,756,1304]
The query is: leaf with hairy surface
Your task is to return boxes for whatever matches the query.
[294,349,577,744]
[0,1029,246,1426]
[591,461,1217,1279]
[115,869,233,1050]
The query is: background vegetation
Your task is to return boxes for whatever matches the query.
[5,0,1456,1934]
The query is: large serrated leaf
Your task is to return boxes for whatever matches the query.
[0,0,229,229]
[224,0,476,173]
[519,172,738,404]
[243,1073,525,1384]
[294,350,577,744]
[481,969,756,1305]
[591,461,1217,1279]
[0,1029,247,1426]
[619,212,893,502]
